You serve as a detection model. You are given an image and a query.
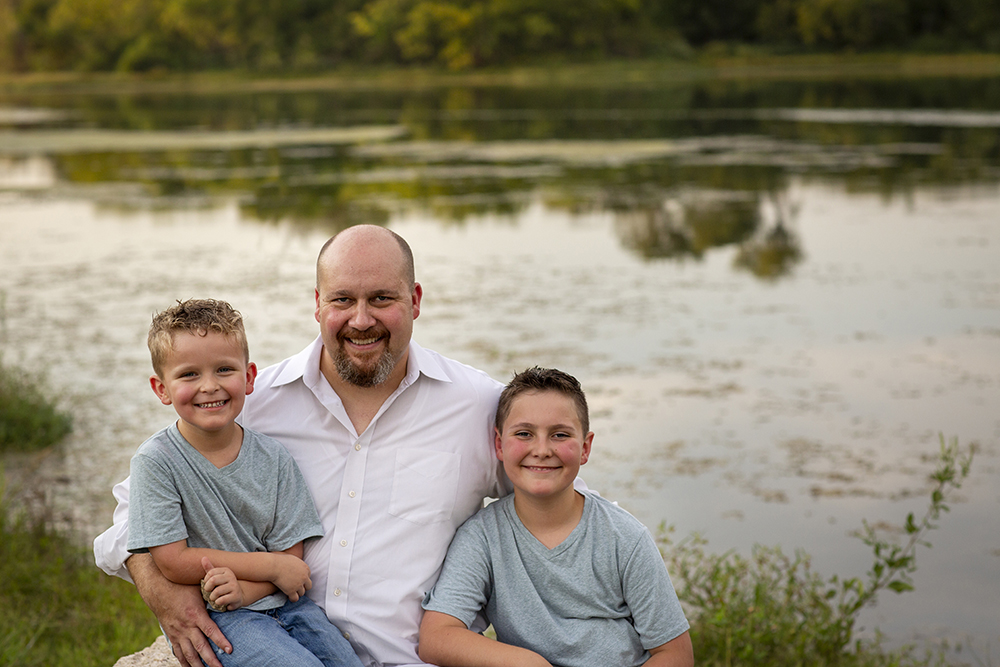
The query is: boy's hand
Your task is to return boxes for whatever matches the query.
[269,552,312,601]
[201,558,244,611]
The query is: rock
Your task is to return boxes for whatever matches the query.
[113,636,179,667]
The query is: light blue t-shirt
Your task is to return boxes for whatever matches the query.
[422,492,689,667]
[127,423,324,611]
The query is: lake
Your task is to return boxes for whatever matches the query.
[1,70,998,659]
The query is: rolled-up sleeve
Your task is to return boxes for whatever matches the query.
[93,476,134,582]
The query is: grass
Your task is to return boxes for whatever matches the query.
[0,358,73,453]
[0,359,160,665]
[660,436,977,667]
[0,488,161,667]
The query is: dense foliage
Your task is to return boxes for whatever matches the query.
[1,0,999,73]
[0,358,72,452]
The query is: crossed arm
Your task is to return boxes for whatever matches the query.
[148,539,311,609]
[126,541,312,667]
[417,611,694,667]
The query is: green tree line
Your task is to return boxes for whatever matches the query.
[1,0,999,72]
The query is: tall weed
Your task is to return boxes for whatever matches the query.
[0,359,73,452]
[0,488,160,666]
[660,436,975,667]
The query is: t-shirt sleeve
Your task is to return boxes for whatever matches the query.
[263,449,324,552]
[421,516,492,629]
[622,528,690,649]
[126,452,188,554]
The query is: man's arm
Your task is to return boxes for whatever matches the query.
[148,540,311,600]
[125,553,231,667]
[643,631,694,667]
[94,477,134,580]
[418,610,552,667]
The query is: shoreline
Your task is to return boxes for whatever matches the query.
[2,53,1000,95]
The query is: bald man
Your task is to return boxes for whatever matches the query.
[96,226,508,667]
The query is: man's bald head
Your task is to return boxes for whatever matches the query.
[317,225,415,290]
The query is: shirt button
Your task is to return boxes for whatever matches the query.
[343,632,350,640]
[354,443,361,451]
[348,491,356,498]
[334,588,342,596]
[340,539,348,547]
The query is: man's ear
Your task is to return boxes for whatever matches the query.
[580,432,595,466]
[150,375,172,405]
[494,428,504,462]
[411,282,423,321]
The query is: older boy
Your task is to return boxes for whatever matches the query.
[127,298,362,667]
[418,367,693,667]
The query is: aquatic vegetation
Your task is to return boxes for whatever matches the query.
[660,436,975,666]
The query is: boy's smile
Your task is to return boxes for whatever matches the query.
[150,330,257,443]
[495,390,593,503]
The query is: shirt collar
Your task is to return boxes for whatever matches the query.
[269,336,453,390]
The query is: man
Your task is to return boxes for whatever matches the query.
[95,225,508,667]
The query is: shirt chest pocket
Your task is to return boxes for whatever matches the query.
[389,449,461,525]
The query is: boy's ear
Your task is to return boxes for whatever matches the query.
[579,432,595,466]
[494,428,504,462]
[244,362,258,395]
[149,375,172,405]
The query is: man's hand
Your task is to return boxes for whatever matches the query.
[126,553,232,667]
[201,557,244,612]
[269,551,312,602]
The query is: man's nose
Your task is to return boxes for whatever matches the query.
[349,302,377,330]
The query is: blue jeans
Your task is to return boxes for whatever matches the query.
[208,596,363,667]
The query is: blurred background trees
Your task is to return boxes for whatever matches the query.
[1,0,999,72]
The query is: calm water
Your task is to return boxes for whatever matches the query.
[2,74,998,657]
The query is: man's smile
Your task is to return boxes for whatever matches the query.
[347,335,383,346]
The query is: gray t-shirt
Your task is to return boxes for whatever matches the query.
[127,422,324,611]
[422,492,689,667]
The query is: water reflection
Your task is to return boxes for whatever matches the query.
[1,74,999,657]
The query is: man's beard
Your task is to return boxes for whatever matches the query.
[333,338,397,388]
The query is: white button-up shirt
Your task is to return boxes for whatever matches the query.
[95,337,506,667]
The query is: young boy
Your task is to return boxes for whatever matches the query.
[418,367,693,667]
[126,298,362,667]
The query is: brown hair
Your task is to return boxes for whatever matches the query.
[495,367,590,435]
[148,299,248,377]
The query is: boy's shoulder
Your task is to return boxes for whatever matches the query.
[132,424,179,459]
[465,495,513,527]
[451,495,516,546]
[583,491,653,545]
[240,425,287,450]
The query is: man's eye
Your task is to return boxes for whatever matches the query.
[514,431,531,438]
